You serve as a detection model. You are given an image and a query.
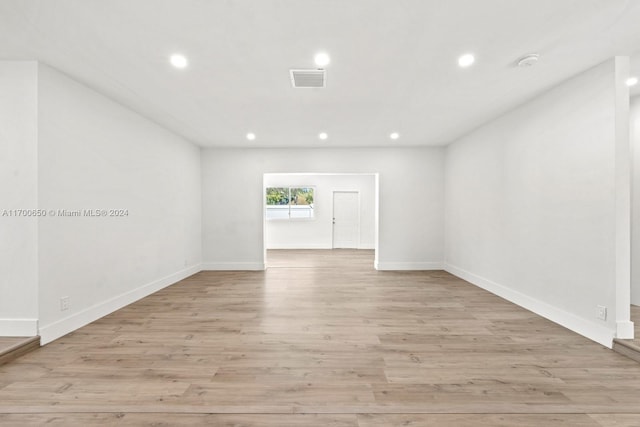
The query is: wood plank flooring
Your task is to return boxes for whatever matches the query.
[1,249,640,426]
[0,337,40,367]
[612,305,640,362]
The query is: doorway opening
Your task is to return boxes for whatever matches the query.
[262,173,379,269]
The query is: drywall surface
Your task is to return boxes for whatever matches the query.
[37,64,202,344]
[0,61,39,335]
[445,59,621,347]
[202,147,444,270]
[265,174,375,249]
[632,95,640,306]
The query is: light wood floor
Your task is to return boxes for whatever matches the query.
[612,305,640,361]
[0,338,34,356]
[1,249,640,426]
[612,305,640,362]
[0,337,40,367]
[631,305,640,341]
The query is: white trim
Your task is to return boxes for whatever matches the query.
[201,262,265,271]
[39,265,201,345]
[358,243,376,250]
[614,56,633,338]
[617,320,635,339]
[0,319,38,336]
[376,261,443,271]
[266,243,331,250]
[267,244,375,250]
[445,263,616,348]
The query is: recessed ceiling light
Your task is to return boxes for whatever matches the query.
[314,52,330,67]
[390,132,400,140]
[318,132,328,140]
[458,53,475,68]
[627,77,639,87]
[170,54,188,69]
[246,132,256,141]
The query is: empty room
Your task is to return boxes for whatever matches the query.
[2,0,640,425]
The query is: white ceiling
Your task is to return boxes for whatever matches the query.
[1,0,640,148]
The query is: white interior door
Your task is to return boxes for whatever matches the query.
[333,191,360,249]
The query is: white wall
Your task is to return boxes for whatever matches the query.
[632,95,640,306]
[265,174,375,249]
[202,148,444,270]
[445,59,628,347]
[0,61,39,336]
[37,64,202,344]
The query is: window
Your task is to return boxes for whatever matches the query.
[266,187,314,219]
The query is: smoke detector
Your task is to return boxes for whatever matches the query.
[517,54,540,67]
[290,69,326,88]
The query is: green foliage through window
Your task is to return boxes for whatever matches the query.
[266,187,289,205]
[266,187,314,219]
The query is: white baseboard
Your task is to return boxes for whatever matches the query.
[266,244,331,249]
[39,264,201,345]
[0,319,38,336]
[201,262,265,271]
[445,263,616,348]
[358,244,375,250]
[617,320,635,339]
[376,261,444,271]
[266,244,376,250]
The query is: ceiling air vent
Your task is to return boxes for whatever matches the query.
[290,69,326,88]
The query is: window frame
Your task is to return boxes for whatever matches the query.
[265,186,316,221]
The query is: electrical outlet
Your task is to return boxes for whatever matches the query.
[60,296,70,311]
[596,305,607,321]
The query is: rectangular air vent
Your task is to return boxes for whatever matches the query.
[290,69,326,88]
